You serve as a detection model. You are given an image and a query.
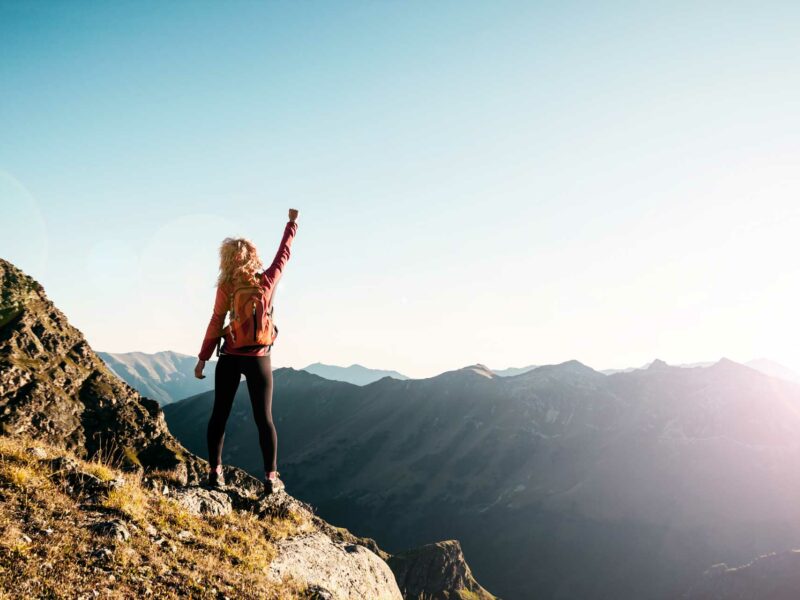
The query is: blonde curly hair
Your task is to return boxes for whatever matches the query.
[216,237,263,288]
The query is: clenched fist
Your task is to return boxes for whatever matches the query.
[289,208,299,222]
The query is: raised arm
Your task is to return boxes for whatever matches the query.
[198,284,229,363]
[261,209,299,290]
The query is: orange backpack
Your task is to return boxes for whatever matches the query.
[216,281,278,356]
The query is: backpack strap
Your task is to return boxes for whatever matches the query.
[267,280,278,350]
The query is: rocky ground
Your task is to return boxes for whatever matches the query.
[0,432,401,599]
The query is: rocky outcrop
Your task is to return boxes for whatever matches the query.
[388,540,496,600]
[0,434,402,599]
[683,550,800,600]
[0,258,202,481]
[270,532,402,600]
[168,486,233,517]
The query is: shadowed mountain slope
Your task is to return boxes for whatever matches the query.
[165,354,800,599]
[683,549,800,600]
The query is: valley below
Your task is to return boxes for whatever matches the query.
[164,360,800,599]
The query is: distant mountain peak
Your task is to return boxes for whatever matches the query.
[501,359,600,382]
[560,359,593,370]
[302,362,409,386]
[462,364,495,378]
[277,366,352,385]
[648,359,670,370]
[388,540,495,600]
[491,364,538,377]
[426,363,497,382]
[712,357,746,371]
[534,359,597,375]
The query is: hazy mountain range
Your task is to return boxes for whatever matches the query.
[502,359,800,381]
[161,354,800,599]
[601,358,800,381]
[744,358,800,384]
[301,362,409,385]
[98,350,218,405]
[99,353,800,405]
[96,355,410,403]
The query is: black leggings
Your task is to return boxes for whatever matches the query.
[206,353,277,474]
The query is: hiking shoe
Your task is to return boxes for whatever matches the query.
[263,472,285,495]
[204,465,226,490]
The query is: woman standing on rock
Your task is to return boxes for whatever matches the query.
[194,208,299,495]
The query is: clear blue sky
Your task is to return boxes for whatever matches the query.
[3,1,799,378]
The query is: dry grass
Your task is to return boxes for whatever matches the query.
[83,461,116,482]
[145,466,186,488]
[102,477,150,523]
[0,433,315,599]
[0,463,37,488]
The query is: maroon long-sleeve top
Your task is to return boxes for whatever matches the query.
[198,220,298,361]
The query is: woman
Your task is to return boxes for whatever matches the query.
[194,208,299,495]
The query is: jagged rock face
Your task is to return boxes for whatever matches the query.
[683,550,800,600]
[0,259,204,480]
[388,540,495,600]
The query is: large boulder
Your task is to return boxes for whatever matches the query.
[388,539,496,600]
[269,532,402,600]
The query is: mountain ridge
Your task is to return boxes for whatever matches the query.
[98,350,216,405]
[164,345,800,599]
[302,362,409,386]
